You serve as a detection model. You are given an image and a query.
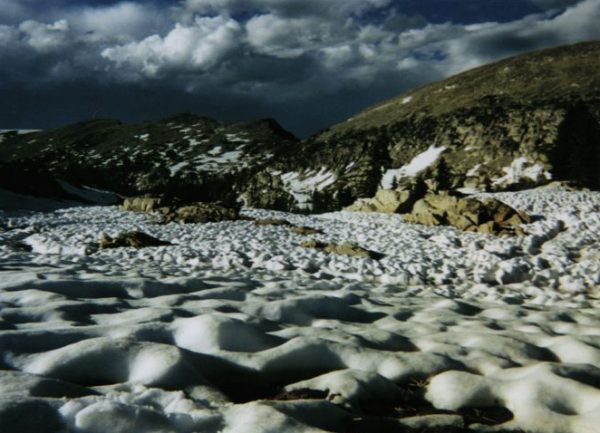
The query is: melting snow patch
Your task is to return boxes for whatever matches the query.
[0,129,40,135]
[280,168,336,210]
[381,145,446,189]
[57,181,119,205]
[169,161,189,176]
[225,133,251,143]
[188,138,203,146]
[466,164,482,177]
[493,157,551,187]
[207,146,222,156]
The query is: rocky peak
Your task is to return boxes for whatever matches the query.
[0,114,297,207]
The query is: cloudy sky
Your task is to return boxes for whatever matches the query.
[1,0,599,137]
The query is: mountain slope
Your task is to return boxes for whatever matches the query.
[1,41,599,212]
[325,41,600,135]
[0,114,298,207]
[296,40,600,210]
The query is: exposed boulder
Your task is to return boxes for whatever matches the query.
[289,226,324,236]
[122,196,167,213]
[99,232,171,249]
[253,218,291,227]
[403,192,530,235]
[345,180,426,213]
[251,218,324,235]
[121,195,239,224]
[300,239,385,260]
[162,202,239,224]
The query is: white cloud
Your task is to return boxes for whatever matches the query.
[424,0,600,76]
[0,25,18,46]
[548,0,600,40]
[18,19,70,52]
[69,2,166,38]
[246,14,343,58]
[102,16,242,78]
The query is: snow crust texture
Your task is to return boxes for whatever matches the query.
[2,188,600,432]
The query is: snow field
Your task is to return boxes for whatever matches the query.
[1,187,600,432]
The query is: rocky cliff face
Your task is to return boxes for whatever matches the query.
[300,41,600,212]
[1,41,599,213]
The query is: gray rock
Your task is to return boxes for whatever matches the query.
[399,414,464,430]
[300,239,384,260]
[99,232,171,249]
[163,202,239,224]
[122,196,166,213]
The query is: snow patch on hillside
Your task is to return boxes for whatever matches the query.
[280,168,336,210]
[56,181,119,205]
[381,145,446,189]
[493,157,552,187]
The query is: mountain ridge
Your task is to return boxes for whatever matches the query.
[1,40,600,212]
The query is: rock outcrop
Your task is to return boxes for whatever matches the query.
[122,196,239,224]
[305,41,600,211]
[252,218,324,235]
[300,239,385,260]
[162,202,239,224]
[345,180,426,213]
[403,192,530,235]
[99,232,171,249]
[122,196,167,213]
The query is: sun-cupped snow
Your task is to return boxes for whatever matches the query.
[279,167,337,210]
[2,187,600,433]
[381,145,446,189]
[493,156,552,187]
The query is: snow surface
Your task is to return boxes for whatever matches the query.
[2,188,600,432]
[381,145,446,189]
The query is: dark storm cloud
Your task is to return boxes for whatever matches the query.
[0,0,599,137]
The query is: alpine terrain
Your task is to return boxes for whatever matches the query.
[1,41,600,433]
